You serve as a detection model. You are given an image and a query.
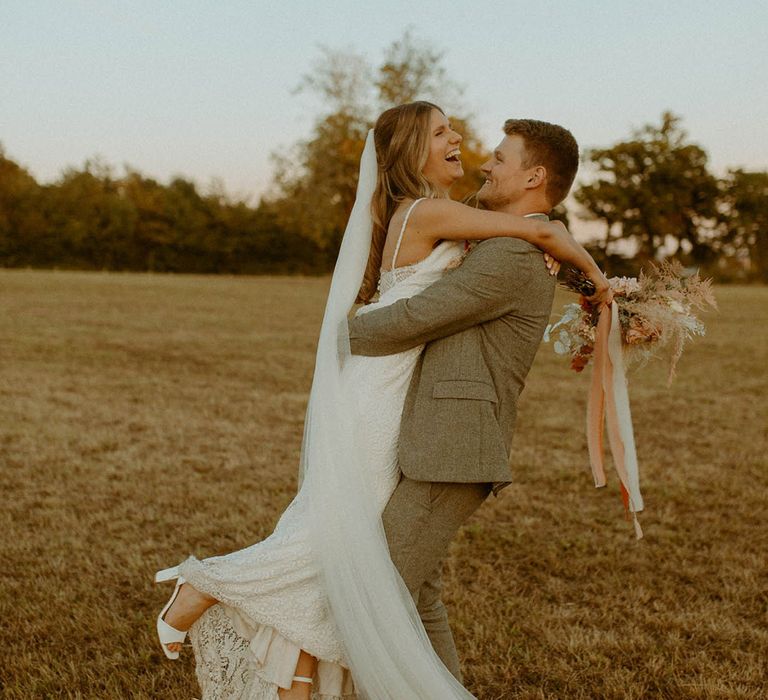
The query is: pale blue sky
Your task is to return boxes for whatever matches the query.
[2,0,767,206]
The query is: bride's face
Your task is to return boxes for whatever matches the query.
[421,109,463,192]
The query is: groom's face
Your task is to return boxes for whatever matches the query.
[477,135,536,210]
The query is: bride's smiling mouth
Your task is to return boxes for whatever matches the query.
[444,148,461,163]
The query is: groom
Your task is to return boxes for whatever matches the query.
[347,118,580,680]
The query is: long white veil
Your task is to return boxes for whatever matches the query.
[301,129,475,699]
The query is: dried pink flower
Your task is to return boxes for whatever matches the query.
[624,316,662,345]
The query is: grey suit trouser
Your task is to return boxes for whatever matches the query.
[382,476,492,682]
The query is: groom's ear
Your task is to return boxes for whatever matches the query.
[525,165,547,190]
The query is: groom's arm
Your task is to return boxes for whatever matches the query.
[348,238,546,356]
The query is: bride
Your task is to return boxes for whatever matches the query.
[154,101,610,700]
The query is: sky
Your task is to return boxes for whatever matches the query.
[2,0,767,211]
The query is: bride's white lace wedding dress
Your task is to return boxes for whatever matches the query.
[178,203,463,700]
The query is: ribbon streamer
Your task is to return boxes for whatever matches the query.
[587,302,644,539]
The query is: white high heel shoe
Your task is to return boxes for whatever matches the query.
[155,566,188,660]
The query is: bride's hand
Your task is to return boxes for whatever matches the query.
[585,271,613,308]
[543,253,561,276]
[538,221,611,306]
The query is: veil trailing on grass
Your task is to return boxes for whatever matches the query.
[301,129,475,699]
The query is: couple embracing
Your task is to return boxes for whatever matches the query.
[154,101,611,700]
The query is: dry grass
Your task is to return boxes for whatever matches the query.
[1,269,766,699]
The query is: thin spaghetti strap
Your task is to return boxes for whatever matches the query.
[391,197,425,269]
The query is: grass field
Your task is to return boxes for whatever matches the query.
[1,269,766,700]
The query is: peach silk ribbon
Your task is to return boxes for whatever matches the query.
[587,302,644,539]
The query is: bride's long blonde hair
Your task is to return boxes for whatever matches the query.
[356,101,443,304]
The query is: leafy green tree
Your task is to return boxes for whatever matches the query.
[231,201,326,274]
[718,169,768,281]
[375,29,457,107]
[270,110,370,258]
[269,31,488,258]
[44,158,136,269]
[0,144,47,265]
[575,112,719,267]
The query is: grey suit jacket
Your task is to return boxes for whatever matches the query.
[348,232,556,493]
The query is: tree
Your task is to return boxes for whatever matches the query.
[269,110,370,259]
[0,144,47,265]
[375,29,457,108]
[119,170,175,270]
[43,158,136,269]
[718,169,768,281]
[575,113,719,269]
[268,32,488,259]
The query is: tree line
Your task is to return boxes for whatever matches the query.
[1,33,766,281]
[0,154,330,275]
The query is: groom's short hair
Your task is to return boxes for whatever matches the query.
[503,119,579,207]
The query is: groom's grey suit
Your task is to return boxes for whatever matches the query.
[348,222,555,680]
